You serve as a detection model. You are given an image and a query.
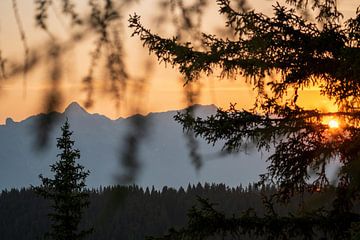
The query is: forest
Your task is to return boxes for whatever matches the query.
[0,183,333,240]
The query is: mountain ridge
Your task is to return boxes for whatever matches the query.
[0,102,268,190]
[1,102,219,126]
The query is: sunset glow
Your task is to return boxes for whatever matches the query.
[0,0,357,124]
[328,119,340,129]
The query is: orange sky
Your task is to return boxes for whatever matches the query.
[0,0,357,124]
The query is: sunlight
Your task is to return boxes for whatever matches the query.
[321,116,341,130]
[328,119,340,129]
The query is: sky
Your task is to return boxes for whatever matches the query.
[0,0,358,124]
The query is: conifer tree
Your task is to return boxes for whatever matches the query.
[34,120,92,240]
[129,0,360,239]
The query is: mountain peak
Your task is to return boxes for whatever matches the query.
[64,102,87,114]
[5,117,15,126]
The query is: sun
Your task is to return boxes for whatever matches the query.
[328,119,340,129]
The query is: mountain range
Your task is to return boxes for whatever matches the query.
[0,102,269,190]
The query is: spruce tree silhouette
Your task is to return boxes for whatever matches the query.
[129,0,360,239]
[34,120,93,240]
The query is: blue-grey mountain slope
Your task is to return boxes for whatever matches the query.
[0,102,269,190]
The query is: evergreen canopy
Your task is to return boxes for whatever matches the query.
[129,0,360,201]
[129,0,360,238]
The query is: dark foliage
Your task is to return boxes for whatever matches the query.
[33,120,92,240]
[129,0,360,238]
[0,183,335,240]
[129,0,360,198]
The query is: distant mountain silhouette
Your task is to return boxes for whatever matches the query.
[0,102,269,190]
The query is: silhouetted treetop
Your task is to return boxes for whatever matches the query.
[33,120,92,240]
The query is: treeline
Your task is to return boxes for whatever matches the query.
[0,183,324,240]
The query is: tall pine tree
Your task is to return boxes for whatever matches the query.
[34,120,92,240]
